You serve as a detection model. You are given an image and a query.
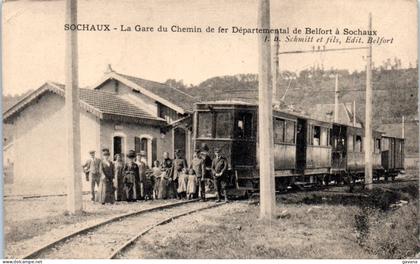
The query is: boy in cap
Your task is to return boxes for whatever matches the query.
[82,150,102,201]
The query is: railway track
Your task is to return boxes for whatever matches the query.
[21,200,225,259]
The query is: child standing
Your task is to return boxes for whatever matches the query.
[177,168,188,199]
[186,169,198,200]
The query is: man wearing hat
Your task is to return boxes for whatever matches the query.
[82,150,102,201]
[191,148,205,201]
[136,150,149,200]
[211,147,229,202]
[201,143,213,180]
[171,149,188,199]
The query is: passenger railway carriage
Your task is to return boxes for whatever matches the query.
[192,101,405,195]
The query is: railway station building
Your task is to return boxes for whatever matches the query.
[3,68,197,195]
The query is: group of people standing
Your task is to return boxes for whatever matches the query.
[82,144,229,205]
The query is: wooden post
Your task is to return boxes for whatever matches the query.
[272,30,280,105]
[334,74,339,123]
[364,13,373,190]
[65,0,83,213]
[402,115,405,138]
[258,0,276,220]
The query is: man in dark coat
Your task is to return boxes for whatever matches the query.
[211,148,229,202]
[82,150,102,201]
[201,144,213,184]
[161,151,173,171]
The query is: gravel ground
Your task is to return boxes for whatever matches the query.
[120,201,373,259]
[35,201,214,259]
[4,171,417,259]
[4,196,183,258]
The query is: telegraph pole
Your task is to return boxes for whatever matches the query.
[272,30,280,105]
[334,74,339,123]
[364,13,373,190]
[258,0,276,220]
[353,100,357,126]
[65,0,83,213]
[402,115,405,138]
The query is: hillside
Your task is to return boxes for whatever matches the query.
[176,66,418,153]
[179,67,418,126]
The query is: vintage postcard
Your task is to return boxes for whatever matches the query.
[2,0,418,261]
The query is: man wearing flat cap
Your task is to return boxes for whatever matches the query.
[82,150,102,201]
[211,147,229,202]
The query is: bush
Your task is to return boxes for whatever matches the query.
[354,195,418,258]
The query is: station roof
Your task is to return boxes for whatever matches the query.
[3,82,166,126]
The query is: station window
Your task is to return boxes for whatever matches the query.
[312,126,321,146]
[215,112,233,138]
[235,112,253,139]
[273,118,285,144]
[355,135,363,152]
[285,120,296,143]
[197,112,213,138]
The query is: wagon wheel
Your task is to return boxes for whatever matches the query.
[324,174,330,186]
[384,172,389,182]
[345,172,355,193]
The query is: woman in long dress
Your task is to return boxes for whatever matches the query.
[151,160,161,199]
[157,168,170,199]
[123,150,139,202]
[96,148,115,204]
[114,154,126,201]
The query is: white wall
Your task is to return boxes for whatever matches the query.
[11,92,100,195]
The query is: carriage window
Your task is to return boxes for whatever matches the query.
[375,138,381,153]
[285,120,295,143]
[198,112,213,138]
[347,134,354,151]
[312,126,321,145]
[355,135,363,152]
[273,118,285,143]
[215,112,233,138]
[382,138,389,151]
[320,127,328,146]
[235,112,253,138]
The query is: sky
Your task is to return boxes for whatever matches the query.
[2,0,418,95]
